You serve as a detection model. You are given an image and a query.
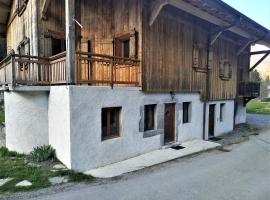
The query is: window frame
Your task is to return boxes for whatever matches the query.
[144,104,157,132]
[17,0,28,16]
[114,30,138,59]
[101,107,121,141]
[183,102,191,124]
[219,59,232,80]
[220,103,225,122]
[192,43,208,72]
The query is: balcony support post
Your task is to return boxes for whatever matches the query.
[65,0,76,84]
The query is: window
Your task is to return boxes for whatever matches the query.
[114,30,138,58]
[192,43,208,72]
[220,103,225,122]
[183,102,191,123]
[102,107,121,140]
[52,38,66,56]
[144,104,156,131]
[219,59,232,80]
[115,36,130,58]
[17,37,30,56]
[17,0,28,16]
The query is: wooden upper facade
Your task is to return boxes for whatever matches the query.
[0,0,268,100]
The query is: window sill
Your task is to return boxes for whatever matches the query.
[102,135,120,141]
[143,129,162,138]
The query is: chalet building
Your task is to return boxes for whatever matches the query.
[0,0,269,171]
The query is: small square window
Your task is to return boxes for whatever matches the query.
[183,102,191,123]
[144,104,156,131]
[220,103,225,122]
[102,107,121,140]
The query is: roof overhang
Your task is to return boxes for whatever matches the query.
[150,0,270,48]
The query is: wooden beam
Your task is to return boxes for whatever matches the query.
[237,40,252,56]
[249,52,270,71]
[149,0,168,26]
[65,0,76,84]
[250,50,270,55]
[41,0,51,20]
[0,2,11,12]
[210,24,236,46]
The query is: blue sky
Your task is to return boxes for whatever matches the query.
[222,0,270,30]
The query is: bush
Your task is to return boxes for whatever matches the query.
[30,145,56,162]
[0,147,23,158]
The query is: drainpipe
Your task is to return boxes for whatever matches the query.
[32,0,39,56]
[202,33,211,140]
[32,0,39,80]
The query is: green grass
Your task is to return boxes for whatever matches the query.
[0,111,4,124]
[246,99,270,115]
[0,147,94,194]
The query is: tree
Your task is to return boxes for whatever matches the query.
[250,69,262,83]
[265,75,270,83]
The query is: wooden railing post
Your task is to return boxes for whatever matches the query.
[11,55,16,88]
[110,58,114,88]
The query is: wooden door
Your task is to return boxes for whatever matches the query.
[208,104,215,137]
[164,104,175,144]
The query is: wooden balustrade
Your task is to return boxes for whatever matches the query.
[0,52,141,88]
[238,82,260,98]
[76,52,141,87]
[0,53,67,86]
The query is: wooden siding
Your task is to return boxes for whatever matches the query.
[143,4,209,99]
[209,38,238,100]
[7,0,39,54]
[4,0,252,101]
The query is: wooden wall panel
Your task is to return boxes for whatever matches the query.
[7,1,40,55]
[209,38,238,100]
[143,4,208,99]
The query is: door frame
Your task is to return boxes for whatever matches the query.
[164,103,176,144]
[208,104,216,138]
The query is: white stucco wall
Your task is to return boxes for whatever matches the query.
[48,87,72,168]
[205,100,234,139]
[55,86,203,171]
[4,91,49,153]
[235,99,246,125]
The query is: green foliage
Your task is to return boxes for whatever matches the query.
[0,147,23,158]
[246,99,270,114]
[250,69,262,83]
[30,145,56,162]
[0,156,52,193]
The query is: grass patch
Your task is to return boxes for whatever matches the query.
[0,111,4,124]
[246,99,270,115]
[0,147,94,194]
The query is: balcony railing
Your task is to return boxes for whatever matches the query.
[238,82,260,98]
[0,52,66,86]
[76,52,141,87]
[0,52,141,88]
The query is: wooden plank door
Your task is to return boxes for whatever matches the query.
[208,104,216,138]
[164,104,175,144]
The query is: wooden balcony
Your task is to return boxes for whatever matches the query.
[0,52,141,89]
[238,82,260,98]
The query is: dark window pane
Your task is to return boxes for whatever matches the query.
[144,105,156,131]
[123,40,130,58]
[102,107,121,140]
[183,102,190,123]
